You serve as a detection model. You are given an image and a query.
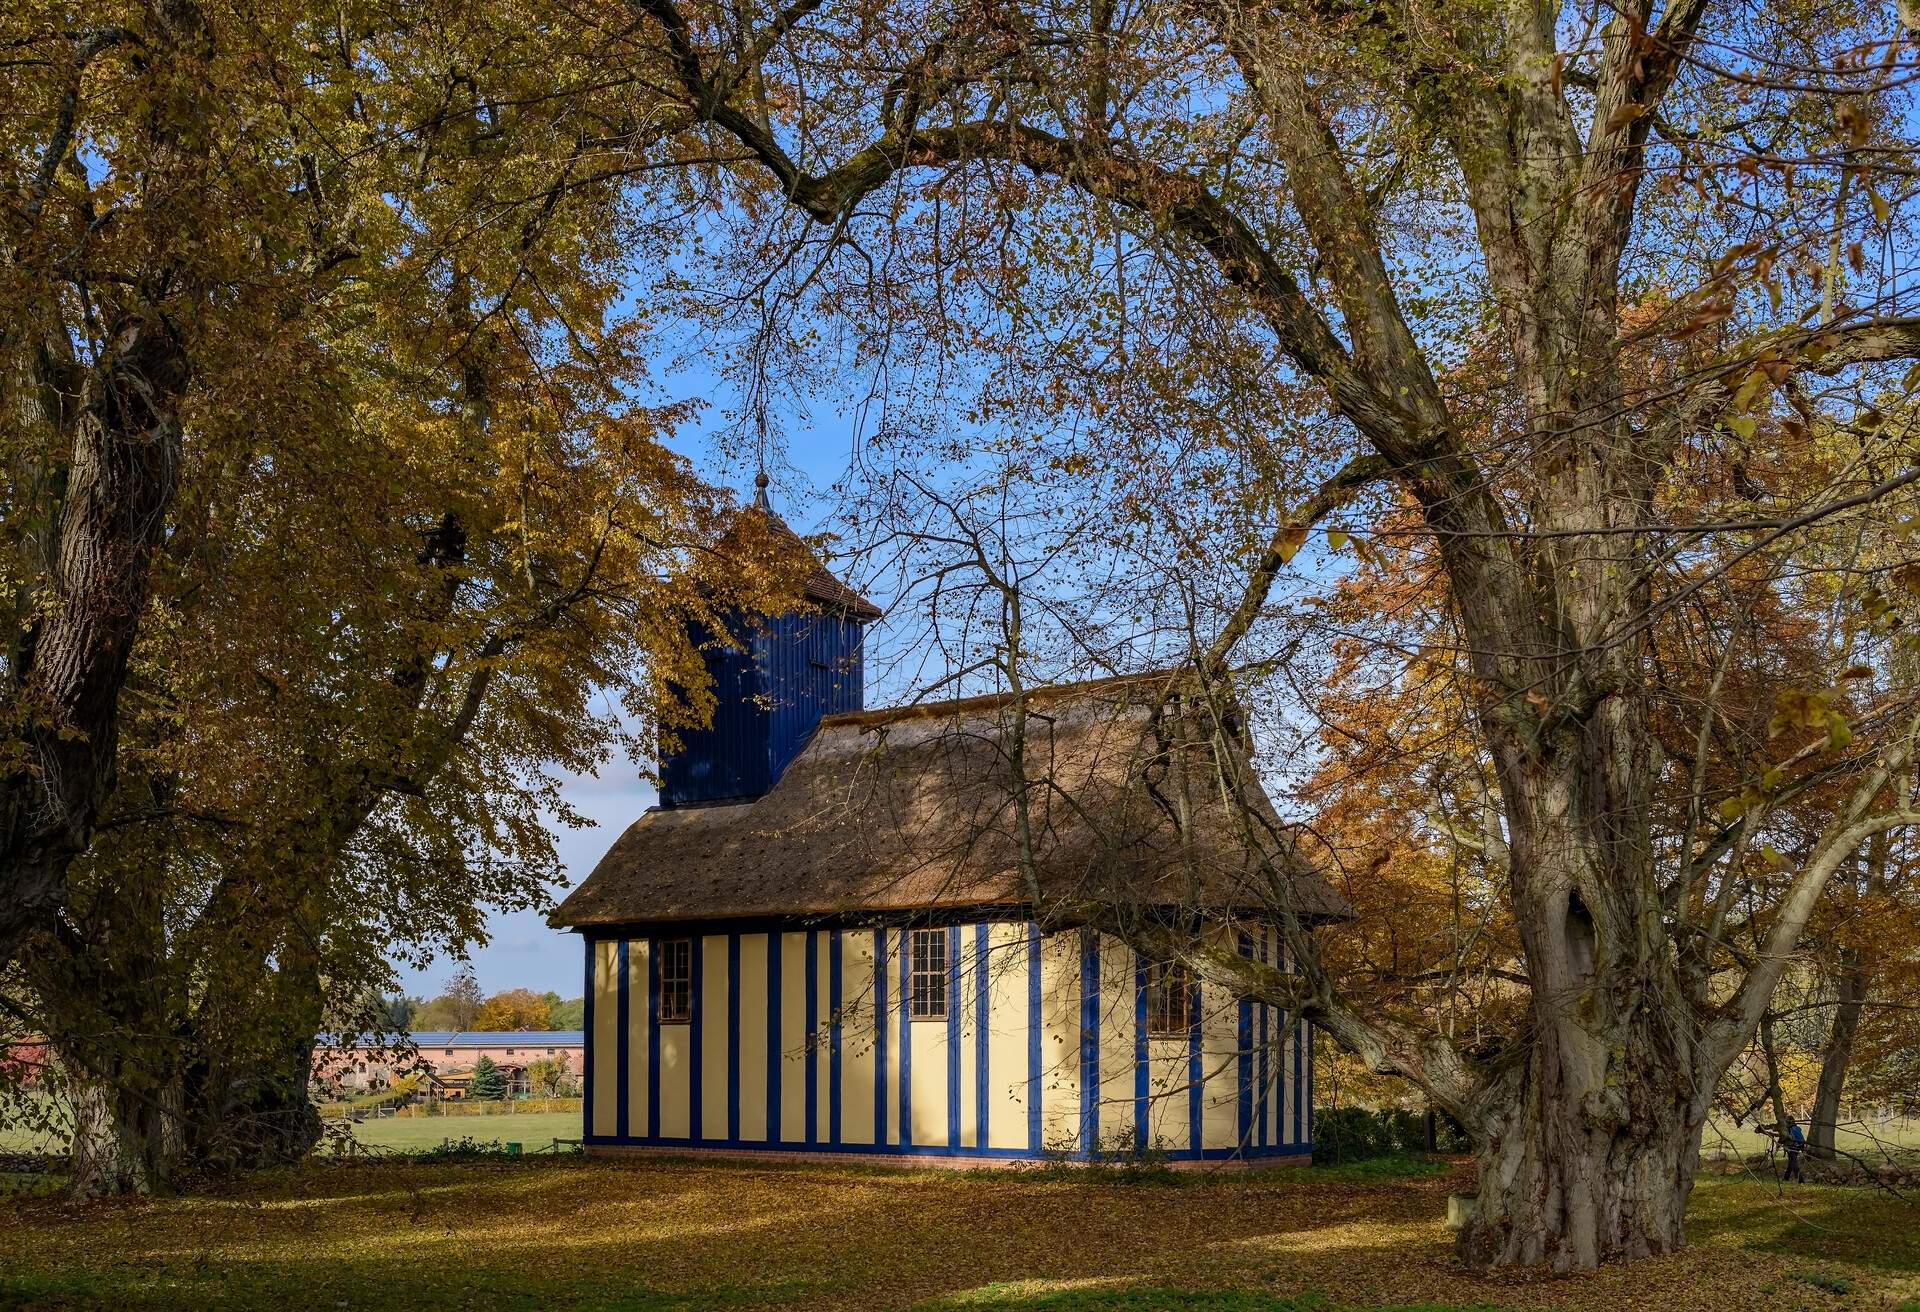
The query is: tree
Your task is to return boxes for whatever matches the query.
[547,996,587,1030]
[5,0,817,1198]
[0,0,221,967]
[524,1057,566,1099]
[621,0,1920,1268]
[381,998,423,1034]
[444,970,486,1034]
[475,990,554,1032]
[467,1056,506,1102]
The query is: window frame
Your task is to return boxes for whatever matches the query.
[658,938,693,1024]
[806,616,842,671]
[908,927,949,1021]
[1144,959,1193,1039]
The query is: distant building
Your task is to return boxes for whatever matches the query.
[316,1031,584,1097]
[550,485,1348,1165]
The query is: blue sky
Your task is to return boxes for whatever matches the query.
[392,370,866,1001]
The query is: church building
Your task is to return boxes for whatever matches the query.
[551,485,1348,1164]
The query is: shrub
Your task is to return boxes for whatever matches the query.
[468,1056,507,1101]
[1312,1106,1469,1164]
[1314,1107,1395,1163]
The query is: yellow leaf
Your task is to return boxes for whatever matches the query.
[1275,524,1309,565]
[1606,102,1646,131]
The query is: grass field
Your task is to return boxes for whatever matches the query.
[0,1104,583,1156]
[336,1110,582,1153]
[1,1155,1916,1311]
[1704,1117,1920,1162]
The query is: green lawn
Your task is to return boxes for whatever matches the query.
[0,1103,582,1156]
[335,1109,582,1153]
[1705,1117,1920,1162]
[0,1116,68,1155]
[1,1155,1916,1310]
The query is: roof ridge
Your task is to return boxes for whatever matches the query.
[750,505,883,621]
[815,669,1188,729]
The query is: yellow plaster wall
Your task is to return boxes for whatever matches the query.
[777,932,808,1143]
[590,939,619,1138]
[839,929,878,1145]
[1097,934,1136,1151]
[699,934,729,1138]
[1037,930,1082,1154]
[625,940,650,1138]
[984,923,1031,1151]
[908,1010,947,1146]
[737,933,769,1141]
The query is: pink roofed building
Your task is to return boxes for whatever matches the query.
[316,1031,584,1098]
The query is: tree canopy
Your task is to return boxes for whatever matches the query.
[600,0,1920,1268]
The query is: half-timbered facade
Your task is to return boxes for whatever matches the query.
[551,490,1346,1165]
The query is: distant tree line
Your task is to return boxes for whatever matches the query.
[380,967,585,1034]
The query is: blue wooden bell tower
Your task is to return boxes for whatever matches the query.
[658,474,881,808]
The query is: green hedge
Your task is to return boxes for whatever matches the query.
[1313,1106,1468,1164]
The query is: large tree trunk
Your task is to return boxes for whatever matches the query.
[1809,958,1866,1161]
[185,928,325,1170]
[1459,1061,1700,1269]
[67,1070,183,1201]
[1760,1014,1795,1144]
[1456,704,1696,1271]
[0,310,188,970]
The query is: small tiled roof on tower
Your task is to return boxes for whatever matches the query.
[753,470,881,621]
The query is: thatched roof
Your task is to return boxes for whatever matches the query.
[552,674,1351,930]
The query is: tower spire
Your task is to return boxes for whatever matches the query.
[753,467,772,512]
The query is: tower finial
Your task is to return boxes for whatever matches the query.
[753,468,771,511]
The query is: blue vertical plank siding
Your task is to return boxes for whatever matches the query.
[662,611,867,809]
[974,924,990,1147]
[657,619,770,806]
[1027,925,1043,1154]
[763,612,866,788]
[580,917,1310,1161]
[1079,931,1099,1156]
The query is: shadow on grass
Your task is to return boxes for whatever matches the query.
[915,1287,1493,1312]
[0,1266,836,1312]
[1687,1177,1920,1274]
